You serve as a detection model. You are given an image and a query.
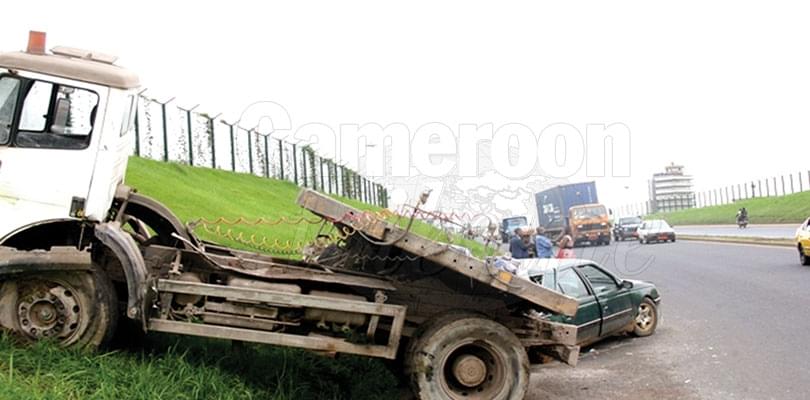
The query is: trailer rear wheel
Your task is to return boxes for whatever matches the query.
[405,314,529,400]
[0,267,117,348]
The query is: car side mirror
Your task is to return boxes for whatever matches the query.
[621,280,633,289]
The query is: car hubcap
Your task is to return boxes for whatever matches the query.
[635,303,653,331]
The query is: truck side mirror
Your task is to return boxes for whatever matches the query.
[49,97,71,134]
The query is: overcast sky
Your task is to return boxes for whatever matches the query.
[4,1,809,219]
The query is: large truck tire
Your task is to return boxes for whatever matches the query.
[405,313,529,400]
[0,265,118,348]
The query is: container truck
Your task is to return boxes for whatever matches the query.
[535,182,611,246]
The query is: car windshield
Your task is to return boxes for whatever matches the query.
[643,220,671,229]
[504,217,527,229]
[620,217,642,225]
[571,205,607,219]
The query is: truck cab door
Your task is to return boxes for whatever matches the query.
[576,264,634,336]
[0,74,104,240]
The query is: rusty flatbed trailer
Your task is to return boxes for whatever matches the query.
[1,189,580,400]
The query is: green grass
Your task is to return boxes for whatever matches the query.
[648,190,810,225]
[0,157,498,400]
[125,157,489,257]
[0,334,397,400]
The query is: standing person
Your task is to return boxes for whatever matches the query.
[509,228,530,259]
[556,227,576,259]
[535,227,553,258]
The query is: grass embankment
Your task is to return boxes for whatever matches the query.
[126,157,487,257]
[648,190,810,225]
[3,157,492,399]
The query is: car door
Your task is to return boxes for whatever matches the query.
[555,267,601,343]
[800,219,810,249]
[576,264,634,336]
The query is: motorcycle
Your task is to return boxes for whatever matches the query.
[736,214,749,229]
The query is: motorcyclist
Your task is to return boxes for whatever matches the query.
[737,207,749,225]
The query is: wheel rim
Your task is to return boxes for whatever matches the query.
[15,279,83,344]
[635,303,654,332]
[440,341,507,399]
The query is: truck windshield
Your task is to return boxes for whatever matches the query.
[504,217,527,230]
[0,77,20,145]
[571,205,606,219]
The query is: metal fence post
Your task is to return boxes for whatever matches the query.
[133,98,141,157]
[774,177,779,196]
[301,148,308,187]
[327,161,333,194]
[263,135,270,178]
[765,179,770,196]
[247,129,254,175]
[781,175,786,196]
[178,104,199,166]
[292,144,299,185]
[230,124,236,171]
[208,115,220,169]
[320,158,325,192]
[160,101,170,162]
[278,140,285,181]
[800,172,804,192]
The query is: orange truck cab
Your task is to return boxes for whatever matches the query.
[569,203,611,246]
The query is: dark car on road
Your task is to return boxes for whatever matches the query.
[613,216,643,241]
[518,258,661,346]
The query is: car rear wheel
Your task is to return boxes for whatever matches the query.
[632,298,658,337]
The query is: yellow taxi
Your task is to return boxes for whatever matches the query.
[797,217,810,266]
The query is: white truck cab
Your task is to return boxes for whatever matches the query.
[0,32,139,244]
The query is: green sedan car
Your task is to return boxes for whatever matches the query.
[518,259,661,346]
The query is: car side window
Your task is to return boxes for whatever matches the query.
[0,76,21,145]
[578,265,619,294]
[556,268,590,298]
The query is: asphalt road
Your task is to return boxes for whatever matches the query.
[528,240,809,400]
[676,224,797,239]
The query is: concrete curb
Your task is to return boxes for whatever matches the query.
[679,234,794,248]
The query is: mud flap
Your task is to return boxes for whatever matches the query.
[94,222,149,329]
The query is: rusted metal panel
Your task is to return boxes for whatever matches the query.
[205,252,397,291]
[0,246,92,276]
[296,190,388,239]
[296,189,579,317]
[153,278,406,359]
[508,318,578,347]
[158,279,402,316]
[149,319,400,359]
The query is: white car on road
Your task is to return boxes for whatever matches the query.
[637,220,676,244]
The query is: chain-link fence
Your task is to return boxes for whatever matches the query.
[132,93,388,208]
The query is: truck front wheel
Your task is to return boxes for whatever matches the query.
[405,314,529,400]
[0,267,118,348]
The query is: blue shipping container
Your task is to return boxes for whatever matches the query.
[535,182,599,232]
